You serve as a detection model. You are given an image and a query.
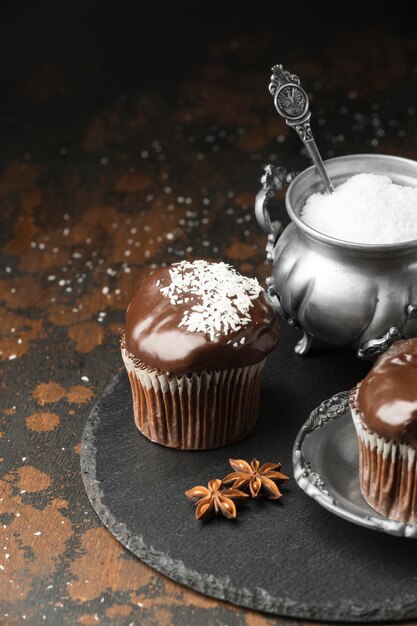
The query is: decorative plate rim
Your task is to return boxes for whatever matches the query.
[292,391,417,539]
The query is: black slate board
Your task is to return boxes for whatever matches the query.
[81,324,417,622]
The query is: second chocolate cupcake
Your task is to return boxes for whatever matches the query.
[121,260,279,450]
[350,339,417,523]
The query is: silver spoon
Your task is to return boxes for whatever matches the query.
[269,64,335,194]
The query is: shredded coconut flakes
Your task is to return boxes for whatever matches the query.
[160,260,262,340]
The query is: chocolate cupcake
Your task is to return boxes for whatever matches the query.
[350,339,417,522]
[121,260,279,450]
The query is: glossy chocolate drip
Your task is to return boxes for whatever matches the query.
[355,339,417,446]
[124,264,279,375]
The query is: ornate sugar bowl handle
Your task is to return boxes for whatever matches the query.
[255,164,305,344]
[255,164,297,261]
[269,65,334,194]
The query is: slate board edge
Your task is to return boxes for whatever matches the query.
[80,370,417,623]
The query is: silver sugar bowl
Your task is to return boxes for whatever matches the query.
[255,153,417,359]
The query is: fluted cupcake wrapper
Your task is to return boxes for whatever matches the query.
[351,406,417,523]
[121,344,265,450]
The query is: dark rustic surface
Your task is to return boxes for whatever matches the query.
[2,2,417,624]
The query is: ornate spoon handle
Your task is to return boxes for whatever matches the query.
[269,65,334,194]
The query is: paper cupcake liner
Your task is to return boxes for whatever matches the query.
[121,339,265,450]
[351,403,417,523]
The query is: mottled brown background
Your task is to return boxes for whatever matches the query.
[2,1,417,624]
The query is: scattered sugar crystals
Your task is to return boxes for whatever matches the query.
[302,173,417,244]
[160,260,262,340]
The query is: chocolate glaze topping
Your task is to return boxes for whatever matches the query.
[354,338,417,446]
[124,262,279,375]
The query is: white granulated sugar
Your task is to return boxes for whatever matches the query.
[160,260,262,340]
[301,173,417,244]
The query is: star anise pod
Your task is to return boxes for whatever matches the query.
[223,458,289,500]
[185,478,248,521]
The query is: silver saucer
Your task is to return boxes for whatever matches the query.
[293,392,417,539]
